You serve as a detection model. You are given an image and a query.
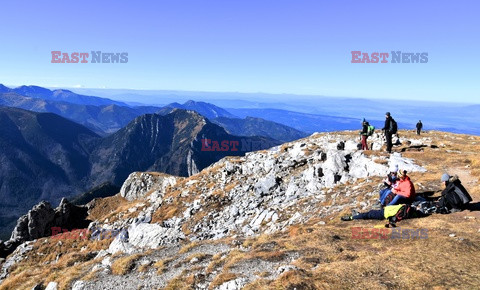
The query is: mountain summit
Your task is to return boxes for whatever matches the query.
[89,109,277,185]
[2,130,478,288]
[159,100,237,120]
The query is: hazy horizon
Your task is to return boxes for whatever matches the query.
[2,84,472,106]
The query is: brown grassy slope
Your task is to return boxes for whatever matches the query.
[1,130,479,289]
[240,130,480,289]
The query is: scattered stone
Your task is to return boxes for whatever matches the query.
[72,280,86,290]
[276,265,299,275]
[31,283,44,290]
[45,282,58,290]
[1,132,430,287]
[102,256,112,267]
[216,277,248,290]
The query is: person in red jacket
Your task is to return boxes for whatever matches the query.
[387,169,416,205]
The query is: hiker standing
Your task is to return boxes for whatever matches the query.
[382,112,394,153]
[416,120,423,135]
[359,119,370,150]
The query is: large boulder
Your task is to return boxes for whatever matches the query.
[10,201,55,241]
[1,199,89,258]
[120,172,177,201]
[108,222,185,254]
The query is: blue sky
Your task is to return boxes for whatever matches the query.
[0,0,479,103]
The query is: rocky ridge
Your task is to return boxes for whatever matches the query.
[0,131,436,289]
[106,132,425,251]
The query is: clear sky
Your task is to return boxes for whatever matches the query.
[0,0,479,103]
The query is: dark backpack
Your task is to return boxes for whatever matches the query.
[386,204,425,227]
[390,119,398,134]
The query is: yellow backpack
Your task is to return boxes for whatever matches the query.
[384,204,405,219]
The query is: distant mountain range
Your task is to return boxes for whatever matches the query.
[159,100,237,120]
[211,116,308,143]
[0,91,160,135]
[156,101,309,142]
[0,85,310,142]
[0,84,127,106]
[70,87,480,135]
[226,108,361,133]
[0,106,277,239]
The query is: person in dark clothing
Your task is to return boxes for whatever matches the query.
[341,204,429,228]
[377,164,399,207]
[416,120,423,135]
[359,119,369,150]
[383,165,399,188]
[350,208,384,220]
[382,112,393,153]
[438,173,473,212]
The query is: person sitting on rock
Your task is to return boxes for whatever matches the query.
[377,165,399,207]
[437,173,473,213]
[382,169,416,206]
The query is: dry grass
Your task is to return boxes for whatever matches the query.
[225,131,480,289]
[87,195,129,222]
[224,181,238,192]
[111,253,144,275]
[3,130,480,289]
[164,273,195,290]
[206,253,225,274]
[0,235,111,289]
[186,253,211,264]
[154,257,175,274]
[178,241,201,254]
[209,272,238,289]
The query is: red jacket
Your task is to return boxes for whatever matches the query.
[393,176,415,198]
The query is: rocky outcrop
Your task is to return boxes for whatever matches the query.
[108,222,185,254]
[0,198,90,258]
[120,172,177,201]
[1,131,445,289]
[97,132,427,254]
[9,201,55,242]
[0,241,34,280]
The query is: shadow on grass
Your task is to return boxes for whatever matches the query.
[465,202,480,211]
